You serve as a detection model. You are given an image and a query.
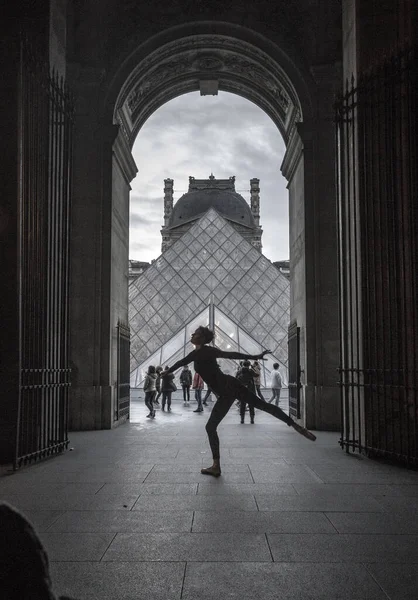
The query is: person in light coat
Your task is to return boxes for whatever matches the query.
[269,363,282,406]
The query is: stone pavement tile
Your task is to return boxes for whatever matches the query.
[40,532,115,561]
[365,563,418,600]
[0,493,139,511]
[12,509,65,532]
[197,483,296,495]
[268,533,418,563]
[96,483,198,495]
[325,512,418,534]
[0,468,152,483]
[60,483,107,494]
[229,448,288,458]
[151,462,251,472]
[182,562,387,600]
[102,532,271,562]
[129,458,206,466]
[132,494,257,512]
[48,510,193,533]
[0,479,68,494]
[50,561,185,600]
[292,483,403,496]
[192,510,336,534]
[390,484,418,497]
[249,468,323,484]
[143,470,253,483]
[223,458,288,466]
[255,494,385,512]
[371,495,418,513]
[308,465,418,484]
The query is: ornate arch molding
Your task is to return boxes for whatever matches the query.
[113,34,304,148]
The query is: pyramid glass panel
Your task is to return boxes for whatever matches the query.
[129,207,290,386]
[214,326,240,352]
[214,309,238,341]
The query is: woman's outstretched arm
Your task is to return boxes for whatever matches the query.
[167,350,196,373]
[215,349,271,360]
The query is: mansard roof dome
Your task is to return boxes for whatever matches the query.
[167,175,255,229]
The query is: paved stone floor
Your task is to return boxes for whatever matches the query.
[2,396,418,599]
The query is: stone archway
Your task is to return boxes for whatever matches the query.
[69,21,340,432]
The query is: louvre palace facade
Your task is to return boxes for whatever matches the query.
[129,176,290,389]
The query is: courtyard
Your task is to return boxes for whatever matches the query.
[1,396,418,599]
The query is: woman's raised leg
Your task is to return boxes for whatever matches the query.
[235,382,316,441]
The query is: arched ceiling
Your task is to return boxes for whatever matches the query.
[114,34,303,148]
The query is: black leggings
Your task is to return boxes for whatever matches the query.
[182,385,190,402]
[162,391,172,409]
[205,375,292,460]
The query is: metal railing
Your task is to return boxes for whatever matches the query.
[336,46,418,464]
[116,322,131,421]
[16,38,74,468]
[288,321,301,419]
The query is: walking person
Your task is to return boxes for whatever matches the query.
[180,365,192,404]
[167,326,316,477]
[143,365,157,418]
[252,360,265,400]
[237,360,256,424]
[193,371,204,412]
[161,366,175,411]
[154,365,163,406]
[269,363,282,406]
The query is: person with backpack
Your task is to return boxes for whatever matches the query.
[237,360,256,424]
[160,366,175,411]
[180,365,192,404]
[143,365,157,418]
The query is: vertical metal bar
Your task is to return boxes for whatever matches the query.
[397,50,410,461]
[351,76,362,452]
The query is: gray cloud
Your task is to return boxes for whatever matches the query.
[130,92,289,262]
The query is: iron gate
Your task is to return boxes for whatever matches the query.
[336,46,418,464]
[288,321,301,419]
[16,39,74,468]
[115,323,131,421]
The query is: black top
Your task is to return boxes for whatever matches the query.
[168,346,261,393]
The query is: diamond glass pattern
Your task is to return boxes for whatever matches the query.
[129,207,290,384]
[129,284,140,302]
[161,330,185,364]
[141,284,158,302]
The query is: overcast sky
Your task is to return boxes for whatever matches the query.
[130,91,289,263]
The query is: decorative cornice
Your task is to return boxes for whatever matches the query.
[280,127,303,182]
[114,34,302,147]
[113,128,138,184]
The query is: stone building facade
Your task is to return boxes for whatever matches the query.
[161,175,263,253]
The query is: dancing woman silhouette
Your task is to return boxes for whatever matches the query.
[167,326,316,477]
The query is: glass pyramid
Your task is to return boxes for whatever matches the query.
[129,208,290,387]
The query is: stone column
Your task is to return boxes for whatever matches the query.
[68,64,118,430]
[0,33,21,462]
[282,63,341,431]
